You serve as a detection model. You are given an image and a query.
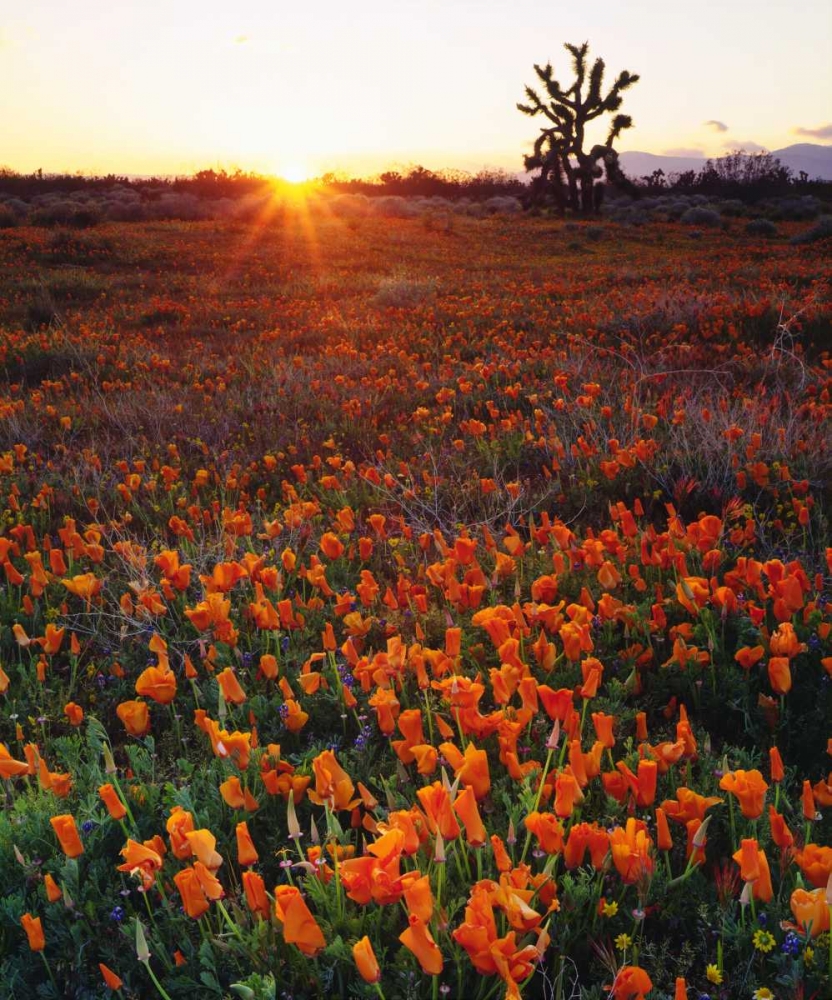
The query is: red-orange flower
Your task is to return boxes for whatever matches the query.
[353,935,381,983]
[611,965,653,999]
[274,886,326,956]
[116,700,150,737]
[99,783,127,820]
[789,887,830,938]
[719,769,768,820]
[50,814,84,858]
[399,914,443,975]
[99,963,123,990]
[21,913,45,951]
[242,871,270,919]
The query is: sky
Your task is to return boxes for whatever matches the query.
[1,0,830,179]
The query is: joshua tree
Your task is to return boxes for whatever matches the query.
[518,42,639,214]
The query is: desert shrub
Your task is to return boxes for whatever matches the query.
[370,195,422,219]
[0,204,18,227]
[680,206,722,227]
[29,200,83,227]
[373,274,437,308]
[663,199,692,220]
[584,224,606,241]
[789,214,832,245]
[146,193,209,221]
[745,217,778,237]
[328,193,372,218]
[767,195,822,221]
[102,197,146,222]
[482,195,522,214]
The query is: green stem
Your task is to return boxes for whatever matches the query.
[142,959,175,1000]
[40,953,58,993]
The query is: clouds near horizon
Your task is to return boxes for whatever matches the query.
[794,122,832,139]
[704,120,728,132]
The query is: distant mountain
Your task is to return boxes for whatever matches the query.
[619,143,832,181]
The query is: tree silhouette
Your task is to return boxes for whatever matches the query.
[518,42,640,214]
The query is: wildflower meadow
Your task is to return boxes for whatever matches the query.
[0,201,830,1000]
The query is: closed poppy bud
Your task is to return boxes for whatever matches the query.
[216,667,247,705]
[242,871,270,919]
[636,759,658,807]
[802,780,816,821]
[734,838,760,882]
[235,821,259,866]
[769,746,784,783]
[403,873,434,922]
[635,711,648,742]
[656,807,672,852]
[591,712,615,749]
[767,656,791,695]
[453,785,487,847]
[353,935,381,983]
[99,962,124,990]
[99,783,127,821]
[50,814,84,858]
[44,873,62,903]
[674,977,688,1000]
[21,913,45,951]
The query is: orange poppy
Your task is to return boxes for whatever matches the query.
[399,915,443,975]
[99,963,124,990]
[63,702,84,726]
[795,843,832,887]
[166,806,195,859]
[611,965,653,999]
[117,838,163,890]
[134,665,177,705]
[44,873,62,903]
[235,821,259,866]
[21,913,45,951]
[242,871,270,919]
[719,769,768,820]
[353,935,381,983]
[116,700,150,737]
[50,814,84,858]
[216,667,247,705]
[609,818,654,884]
[99,783,127,820]
[767,657,791,695]
[454,785,487,847]
[524,811,564,854]
[308,749,359,811]
[174,866,210,919]
[0,743,30,778]
[273,886,326,956]
[789,887,830,938]
[185,829,223,871]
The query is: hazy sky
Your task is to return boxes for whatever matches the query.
[1,0,830,178]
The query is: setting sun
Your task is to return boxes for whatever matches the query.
[278,162,312,184]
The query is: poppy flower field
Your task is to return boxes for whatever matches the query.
[0,203,830,999]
